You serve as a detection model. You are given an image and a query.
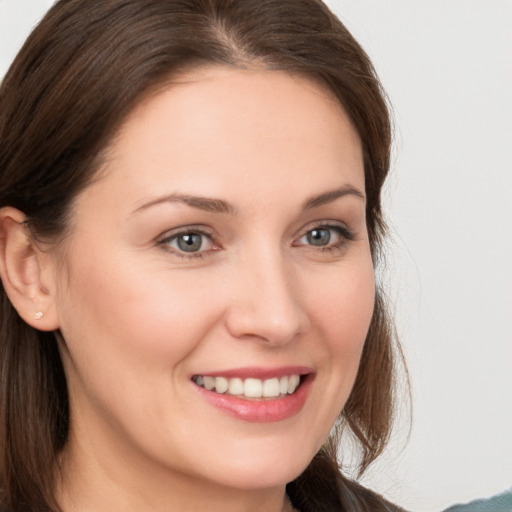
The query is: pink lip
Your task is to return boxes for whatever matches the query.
[192,366,312,380]
[192,370,314,423]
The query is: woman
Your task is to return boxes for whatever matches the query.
[0,1,405,511]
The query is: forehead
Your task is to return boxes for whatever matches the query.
[81,66,364,215]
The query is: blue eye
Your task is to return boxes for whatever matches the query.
[175,233,204,252]
[297,224,354,249]
[161,231,214,255]
[305,228,332,246]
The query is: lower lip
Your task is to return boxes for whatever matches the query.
[194,375,313,423]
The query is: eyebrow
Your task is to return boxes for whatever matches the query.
[132,185,365,216]
[132,194,236,215]
[302,185,365,209]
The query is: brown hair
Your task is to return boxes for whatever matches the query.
[0,1,405,510]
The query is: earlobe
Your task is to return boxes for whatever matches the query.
[0,207,60,331]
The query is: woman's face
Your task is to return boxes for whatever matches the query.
[51,67,375,492]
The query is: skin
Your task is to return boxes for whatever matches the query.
[32,67,374,511]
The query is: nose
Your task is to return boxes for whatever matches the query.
[224,249,310,346]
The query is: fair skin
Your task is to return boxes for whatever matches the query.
[0,67,374,512]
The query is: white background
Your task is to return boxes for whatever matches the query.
[1,1,511,510]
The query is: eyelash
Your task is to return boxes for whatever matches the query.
[157,223,355,260]
[294,224,356,253]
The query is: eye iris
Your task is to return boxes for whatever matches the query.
[177,233,202,252]
[307,228,331,246]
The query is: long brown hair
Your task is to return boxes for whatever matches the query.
[0,1,405,510]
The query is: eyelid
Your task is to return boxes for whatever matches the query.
[296,220,354,239]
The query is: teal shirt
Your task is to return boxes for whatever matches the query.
[444,488,512,512]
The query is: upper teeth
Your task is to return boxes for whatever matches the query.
[193,375,301,398]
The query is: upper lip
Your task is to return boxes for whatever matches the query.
[191,366,313,380]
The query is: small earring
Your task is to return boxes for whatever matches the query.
[34,312,44,320]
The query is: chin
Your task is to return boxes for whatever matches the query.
[190,435,321,491]
[206,458,308,491]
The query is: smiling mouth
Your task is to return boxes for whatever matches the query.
[192,374,302,400]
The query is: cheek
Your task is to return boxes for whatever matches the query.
[291,256,375,455]
[308,259,375,356]
[55,245,221,380]
[306,255,375,420]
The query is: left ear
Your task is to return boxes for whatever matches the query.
[0,207,60,331]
